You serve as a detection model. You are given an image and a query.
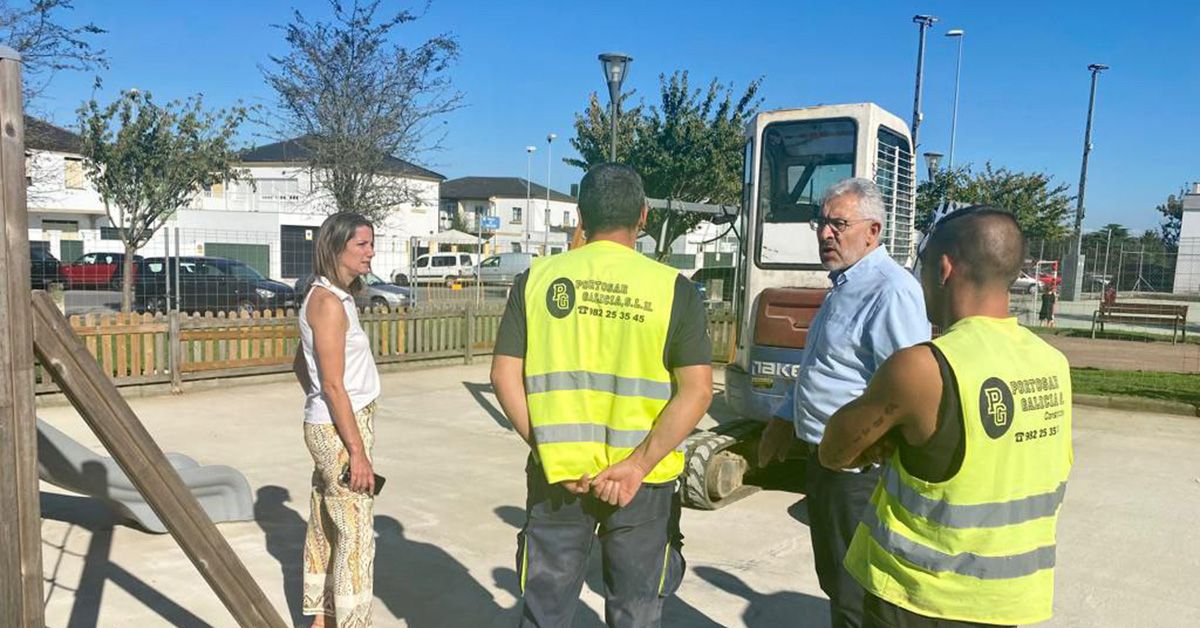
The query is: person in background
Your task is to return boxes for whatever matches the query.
[1039,284,1058,327]
[294,211,382,627]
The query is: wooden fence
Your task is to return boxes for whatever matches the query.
[35,304,740,395]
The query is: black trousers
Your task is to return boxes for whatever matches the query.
[517,457,685,628]
[805,453,883,628]
[864,594,1014,628]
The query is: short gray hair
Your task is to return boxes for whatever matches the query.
[821,177,886,224]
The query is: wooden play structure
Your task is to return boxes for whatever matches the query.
[0,46,287,627]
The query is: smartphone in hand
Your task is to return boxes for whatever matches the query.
[339,464,386,496]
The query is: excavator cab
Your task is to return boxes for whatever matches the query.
[683,104,916,509]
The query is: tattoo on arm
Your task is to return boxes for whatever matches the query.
[829,401,900,464]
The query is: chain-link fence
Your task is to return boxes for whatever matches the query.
[34,225,515,316]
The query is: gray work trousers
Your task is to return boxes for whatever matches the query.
[517,457,685,628]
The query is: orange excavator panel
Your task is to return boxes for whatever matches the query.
[753,288,826,349]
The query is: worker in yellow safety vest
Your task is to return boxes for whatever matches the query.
[819,206,1072,628]
[490,163,714,628]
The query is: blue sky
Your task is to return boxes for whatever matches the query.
[32,0,1200,233]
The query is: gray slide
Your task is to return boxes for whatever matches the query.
[36,418,254,534]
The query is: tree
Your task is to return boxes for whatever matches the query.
[262,0,462,222]
[0,0,106,101]
[916,163,1073,241]
[77,91,248,311]
[568,71,761,258]
[1155,194,1183,247]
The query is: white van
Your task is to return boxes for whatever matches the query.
[478,252,537,285]
[396,252,478,285]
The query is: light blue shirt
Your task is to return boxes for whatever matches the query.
[776,246,931,444]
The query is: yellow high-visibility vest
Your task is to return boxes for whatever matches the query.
[845,316,1073,625]
[524,240,682,484]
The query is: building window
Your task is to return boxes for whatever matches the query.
[511,242,522,253]
[202,181,225,198]
[64,157,85,189]
[512,207,522,224]
[42,219,79,233]
[100,226,126,240]
[563,210,571,226]
[257,178,301,201]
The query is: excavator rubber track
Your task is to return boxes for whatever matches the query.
[681,419,768,510]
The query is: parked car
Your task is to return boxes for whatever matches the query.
[689,266,736,303]
[396,252,479,285]
[1011,271,1062,295]
[30,246,62,289]
[134,256,295,314]
[477,252,536,285]
[1010,272,1041,294]
[294,272,411,310]
[61,252,141,289]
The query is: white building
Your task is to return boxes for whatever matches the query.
[25,118,445,282]
[439,177,575,255]
[1172,183,1200,295]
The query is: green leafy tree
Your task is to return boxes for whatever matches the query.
[916,163,1073,241]
[262,0,462,222]
[77,90,249,311]
[1155,194,1183,247]
[568,71,761,258]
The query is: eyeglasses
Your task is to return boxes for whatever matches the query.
[809,217,873,234]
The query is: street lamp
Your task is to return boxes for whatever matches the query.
[544,133,556,255]
[1062,63,1109,302]
[945,29,964,168]
[910,14,939,161]
[923,152,944,182]
[525,145,536,253]
[598,52,633,162]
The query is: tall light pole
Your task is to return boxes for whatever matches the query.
[910,14,939,161]
[525,145,536,253]
[544,132,556,255]
[598,52,633,162]
[1062,63,1109,301]
[945,29,965,168]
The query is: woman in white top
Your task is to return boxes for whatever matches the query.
[293,211,382,627]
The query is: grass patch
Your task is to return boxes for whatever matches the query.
[1031,327,1199,345]
[1070,368,1200,407]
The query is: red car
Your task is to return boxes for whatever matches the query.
[61,252,141,289]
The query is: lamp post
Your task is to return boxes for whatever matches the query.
[910,14,939,161]
[945,29,965,168]
[544,132,556,255]
[1062,63,1109,301]
[922,152,944,183]
[598,52,633,161]
[525,145,536,253]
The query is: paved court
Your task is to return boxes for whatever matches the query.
[35,364,1200,627]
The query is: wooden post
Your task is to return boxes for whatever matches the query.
[168,310,182,393]
[30,292,288,627]
[465,302,475,365]
[0,45,45,628]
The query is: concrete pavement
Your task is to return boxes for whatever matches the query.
[36,364,1200,627]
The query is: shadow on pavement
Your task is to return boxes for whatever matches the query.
[42,488,210,627]
[693,565,830,627]
[462,381,513,431]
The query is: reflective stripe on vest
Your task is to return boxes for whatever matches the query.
[881,464,1068,529]
[860,506,1057,580]
[525,371,673,401]
[844,316,1073,625]
[532,423,687,451]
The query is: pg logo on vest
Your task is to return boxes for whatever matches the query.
[546,278,575,319]
[979,377,1015,439]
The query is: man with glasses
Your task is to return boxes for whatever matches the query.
[758,177,930,628]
